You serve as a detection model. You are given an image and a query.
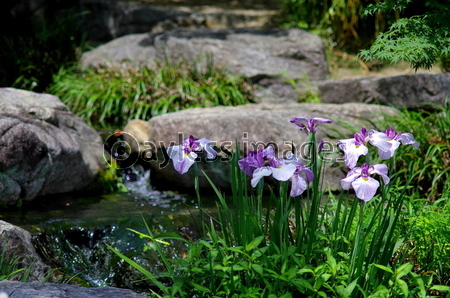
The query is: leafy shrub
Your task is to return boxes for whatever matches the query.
[399,201,450,286]
[359,0,450,70]
[382,105,450,202]
[49,59,255,129]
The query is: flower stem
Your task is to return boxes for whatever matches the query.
[305,132,320,259]
[192,162,205,237]
[349,201,366,284]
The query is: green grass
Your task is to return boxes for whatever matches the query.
[49,58,255,130]
[399,201,450,286]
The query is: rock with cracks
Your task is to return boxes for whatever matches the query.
[81,28,329,83]
[0,88,105,205]
[0,221,49,282]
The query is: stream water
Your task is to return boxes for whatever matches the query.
[0,167,209,290]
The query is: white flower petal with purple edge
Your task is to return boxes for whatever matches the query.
[167,145,183,161]
[368,131,392,153]
[271,163,297,182]
[264,145,275,157]
[195,138,217,159]
[338,138,368,169]
[377,149,393,160]
[400,133,420,149]
[341,167,362,190]
[251,167,272,188]
[174,152,197,174]
[352,177,380,202]
[290,173,307,197]
[311,117,333,123]
[369,164,390,185]
[285,152,306,167]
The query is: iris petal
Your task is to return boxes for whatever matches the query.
[271,163,297,182]
[352,177,380,202]
[251,167,272,187]
[290,173,307,197]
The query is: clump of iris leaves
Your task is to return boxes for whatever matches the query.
[103,105,450,297]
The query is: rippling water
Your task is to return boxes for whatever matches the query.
[0,167,210,288]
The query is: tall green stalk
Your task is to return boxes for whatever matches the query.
[305,132,321,259]
[192,162,205,238]
[348,202,366,284]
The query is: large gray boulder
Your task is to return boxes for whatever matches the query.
[0,88,105,205]
[317,73,450,109]
[81,28,329,81]
[0,280,146,298]
[140,103,399,191]
[0,221,49,282]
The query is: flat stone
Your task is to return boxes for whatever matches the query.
[317,73,450,109]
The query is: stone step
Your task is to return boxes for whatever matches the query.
[78,0,278,43]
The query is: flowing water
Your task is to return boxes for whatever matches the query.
[0,166,208,289]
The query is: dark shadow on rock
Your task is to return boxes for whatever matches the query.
[138,28,291,47]
[159,27,290,41]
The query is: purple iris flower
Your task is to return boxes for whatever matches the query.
[369,127,420,159]
[167,135,217,174]
[238,146,275,176]
[338,128,369,169]
[239,147,314,197]
[251,156,297,188]
[285,152,314,197]
[341,163,390,202]
[290,117,333,135]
